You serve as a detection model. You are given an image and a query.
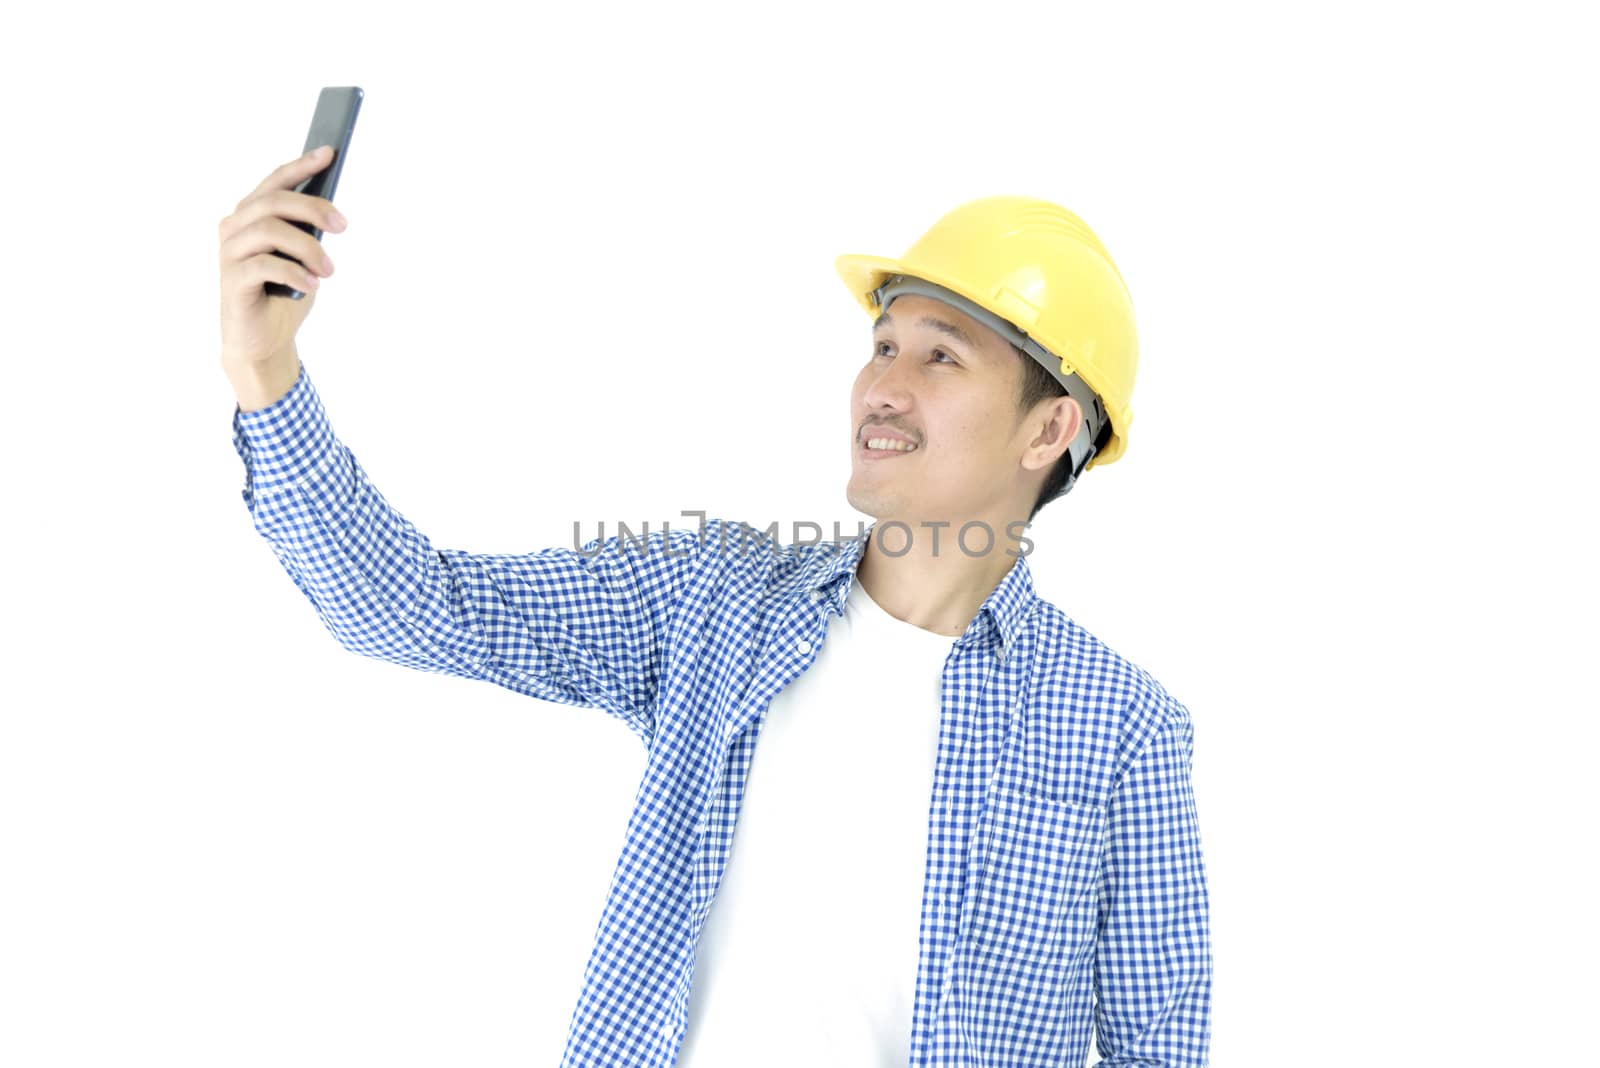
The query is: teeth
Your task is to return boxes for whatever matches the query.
[865,437,916,452]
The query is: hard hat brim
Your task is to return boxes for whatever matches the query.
[835,254,906,317]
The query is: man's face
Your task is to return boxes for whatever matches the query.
[847,293,1055,524]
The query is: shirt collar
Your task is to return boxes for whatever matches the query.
[808,521,1037,660]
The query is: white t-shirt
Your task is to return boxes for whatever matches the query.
[675,575,955,1067]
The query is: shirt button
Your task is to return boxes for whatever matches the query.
[797,639,812,654]
[809,588,823,602]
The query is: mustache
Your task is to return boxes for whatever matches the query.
[857,421,920,444]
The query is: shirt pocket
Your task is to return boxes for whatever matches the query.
[963,782,1106,974]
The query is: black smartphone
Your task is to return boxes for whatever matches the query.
[266,86,363,300]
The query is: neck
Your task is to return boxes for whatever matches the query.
[854,513,1026,637]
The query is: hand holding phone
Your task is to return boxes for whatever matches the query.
[265,86,363,299]
[218,86,362,396]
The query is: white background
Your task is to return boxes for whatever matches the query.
[3,1,1595,1064]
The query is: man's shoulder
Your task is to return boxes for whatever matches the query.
[681,516,833,562]
[661,516,861,590]
[1029,597,1195,747]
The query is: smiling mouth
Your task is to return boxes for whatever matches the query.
[858,434,919,461]
[861,436,918,453]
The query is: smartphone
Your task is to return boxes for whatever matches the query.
[265,86,363,299]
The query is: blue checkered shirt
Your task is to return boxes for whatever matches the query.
[232,363,1212,1067]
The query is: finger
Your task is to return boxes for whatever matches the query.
[251,144,335,199]
[221,215,335,280]
[222,145,343,232]
[220,188,345,249]
[228,250,323,301]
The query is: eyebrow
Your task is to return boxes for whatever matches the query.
[873,310,981,353]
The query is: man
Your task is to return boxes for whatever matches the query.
[221,149,1211,1067]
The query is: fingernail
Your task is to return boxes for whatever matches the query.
[329,210,347,230]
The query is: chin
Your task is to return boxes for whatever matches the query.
[844,484,887,520]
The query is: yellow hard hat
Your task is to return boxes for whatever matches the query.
[835,195,1137,472]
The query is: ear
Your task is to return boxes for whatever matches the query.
[1018,394,1083,475]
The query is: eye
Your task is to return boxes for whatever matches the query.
[872,341,957,364]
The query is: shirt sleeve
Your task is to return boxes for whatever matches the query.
[1092,691,1213,1066]
[231,362,710,749]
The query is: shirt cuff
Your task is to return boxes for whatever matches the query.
[231,362,340,501]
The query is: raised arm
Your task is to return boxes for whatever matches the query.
[230,363,707,748]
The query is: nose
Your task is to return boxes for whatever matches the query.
[861,351,916,412]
